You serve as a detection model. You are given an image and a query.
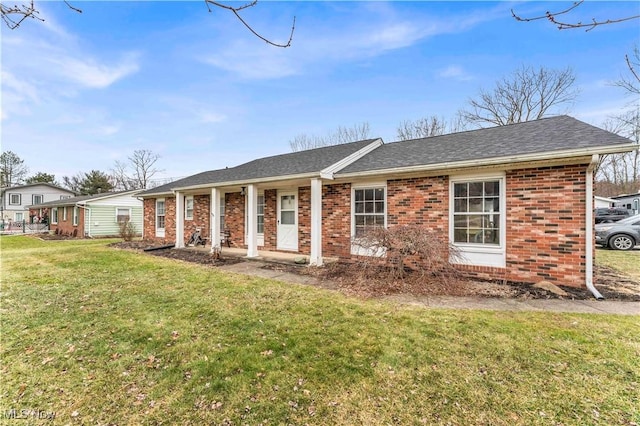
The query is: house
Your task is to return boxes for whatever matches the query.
[611,191,640,214]
[0,183,77,224]
[29,190,144,238]
[594,196,616,208]
[138,116,635,295]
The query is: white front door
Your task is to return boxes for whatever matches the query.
[277,191,298,251]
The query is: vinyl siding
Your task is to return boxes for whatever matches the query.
[85,204,143,237]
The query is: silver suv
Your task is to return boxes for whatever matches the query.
[595,214,640,250]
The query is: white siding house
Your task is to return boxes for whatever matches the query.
[0,183,76,223]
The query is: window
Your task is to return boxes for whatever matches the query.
[156,199,166,231]
[32,194,43,205]
[353,187,385,237]
[185,196,194,220]
[116,208,131,223]
[9,194,21,205]
[257,194,265,234]
[220,197,225,231]
[15,212,23,221]
[60,195,71,200]
[73,206,79,226]
[452,180,501,245]
[62,207,67,221]
[51,208,58,224]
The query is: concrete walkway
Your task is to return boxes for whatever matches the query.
[217,259,640,315]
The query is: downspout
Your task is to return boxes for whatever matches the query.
[586,155,604,300]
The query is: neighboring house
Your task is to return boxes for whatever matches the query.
[138,116,635,293]
[0,183,76,223]
[595,196,616,208]
[29,190,143,238]
[612,191,640,214]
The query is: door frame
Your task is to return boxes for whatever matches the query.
[277,190,298,251]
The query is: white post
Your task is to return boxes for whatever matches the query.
[175,192,184,248]
[246,184,259,258]
[310,178,323,266]
[211,188,221,251]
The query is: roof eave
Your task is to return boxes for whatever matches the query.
[171,172,322,193]
[335,144,637,179]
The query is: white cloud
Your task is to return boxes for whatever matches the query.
[438,65,474,81]
[49,54,140,89]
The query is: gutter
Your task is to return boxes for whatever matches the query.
[75,203,91,238]
[585,154,604,300]
[334,143,636,180]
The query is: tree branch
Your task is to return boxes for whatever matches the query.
[512,0,640,32]
[205,0,295,48]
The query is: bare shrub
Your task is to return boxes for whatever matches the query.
[354,225,462,280]
[118,220,137,242]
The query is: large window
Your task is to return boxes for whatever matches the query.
[453,180,501,245]
[116,208,131,223]
[156,199,166,232]
[9,194,20,205]
[32,194,43,205]
[185,196,194,220]
[353,187,385,237]
[257,194,265,234]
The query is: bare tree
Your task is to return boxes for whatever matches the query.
[396,115,467,141]
[596,110,640,197]
[289,122,371,152]
[461,65,578,127]
[511,0,640,32]
[111,150,162,190]
[614,45,640,97]
[0,151,29,187]
[1,0,295,48]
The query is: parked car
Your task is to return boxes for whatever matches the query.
[595,214,640,250]
[594,207,632,224]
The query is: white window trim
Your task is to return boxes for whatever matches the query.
[51,207,58,224]
[449,172,506,268]
[115,207,132,223]
[15,212,23,221]
[73,206,79,226]
[62,207,67,221]
[185,196,194,221]
[350,182,387,256]
[244,192,265,246]
[156,198,166,237]
[32,194,44,205]
[9,193,21,205]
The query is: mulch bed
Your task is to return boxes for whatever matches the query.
[109,241,640,301]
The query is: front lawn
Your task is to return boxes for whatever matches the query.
[596,247,640,281]
[1,236,639,425]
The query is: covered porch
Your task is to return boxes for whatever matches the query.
[184,244,339,266]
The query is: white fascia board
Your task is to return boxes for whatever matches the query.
[172,172,321,192]
[319,139,384,179]
[335,144,636,180]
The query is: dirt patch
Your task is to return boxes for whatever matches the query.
[109,241,640,301]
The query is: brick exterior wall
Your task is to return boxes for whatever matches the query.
[184,195,211,244]
[322,183,352,258]
[140,163,590,287]
[49,206,85,237]
[225,192,245,248]
[142,197,176,245]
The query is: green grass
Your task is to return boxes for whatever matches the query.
[596,248,640,280]
[1,236,639,425]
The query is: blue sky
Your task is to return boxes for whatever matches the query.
[2,1,639,184]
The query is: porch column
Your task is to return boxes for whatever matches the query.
[246,184,259,257]
[210,188,221,250]
[175,192,184,248]
[310,178,323,266]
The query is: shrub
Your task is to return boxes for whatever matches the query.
[119,220,137,242]
[354,225,462,280]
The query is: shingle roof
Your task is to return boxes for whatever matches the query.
[338,116,634,175]
[0,182,77,195]
[138,139,380,196]
[30,190,140,208]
